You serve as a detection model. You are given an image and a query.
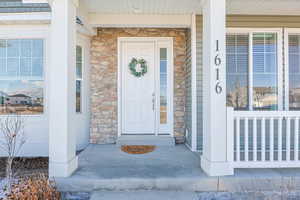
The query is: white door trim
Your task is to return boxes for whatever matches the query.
[117,37,174,137]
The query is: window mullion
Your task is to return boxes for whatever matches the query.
[249,32,253,111]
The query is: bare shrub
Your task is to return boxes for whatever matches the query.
[0,115,26,192]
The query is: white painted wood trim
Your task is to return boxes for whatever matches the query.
[284,28,290,111]
[277,29,284,111]
[117,37,174,137]
[249,32,253,111]
[191,13,197,151]
[117,38,122,137]
[88,14,192,28]
[0,13,51,24]
[284,28,300,111]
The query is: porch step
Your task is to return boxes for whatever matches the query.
[116,135,175,146]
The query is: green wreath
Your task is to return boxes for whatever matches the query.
[129,58,147,77]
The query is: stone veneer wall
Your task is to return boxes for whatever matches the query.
[90,28,188,144]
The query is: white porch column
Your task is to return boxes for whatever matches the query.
[201,0,233,176]
[49,0,78,177]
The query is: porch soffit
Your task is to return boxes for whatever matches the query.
[82,0,300,15]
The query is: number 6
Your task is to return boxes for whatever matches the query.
[215,82,222,94]
[215,54,221,66]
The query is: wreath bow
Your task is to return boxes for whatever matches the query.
[129,58,147,77]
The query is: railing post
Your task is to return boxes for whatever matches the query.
[226,107,234,164]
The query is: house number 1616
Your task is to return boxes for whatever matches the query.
[215,40,222,94]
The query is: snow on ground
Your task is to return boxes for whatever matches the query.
[0,178,7,199]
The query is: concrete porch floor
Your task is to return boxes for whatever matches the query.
[56,144,300,193]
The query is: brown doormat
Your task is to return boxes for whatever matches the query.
[121,145,156,154]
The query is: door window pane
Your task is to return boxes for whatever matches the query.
[253,33,278,110]
[226,34,249,110]
[289,35,300,110]
[160,48,167,124]
[76,45,83,113]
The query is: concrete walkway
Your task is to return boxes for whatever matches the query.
[90,191,199,200]
[56,144,300,193]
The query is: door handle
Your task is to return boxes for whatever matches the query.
[152,92,155,111]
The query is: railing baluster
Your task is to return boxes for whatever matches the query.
[262,118,266,161]
[295,117,299,161]
[270,117,274,161]
[236,117,240,162]
[230,110,300,168]
[245,118,249,161]
[278,117,282,162]
[253,117,257,161]
[287,118,291,161]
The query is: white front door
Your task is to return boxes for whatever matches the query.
[120,38,173,135]
[122,41,156,134]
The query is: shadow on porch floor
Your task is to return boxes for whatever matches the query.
[56,144,300,193]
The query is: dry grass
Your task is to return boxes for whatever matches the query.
[6,174,60,200]
[0,158,48,178]
[121,145,156,154]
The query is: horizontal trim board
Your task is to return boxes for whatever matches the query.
[89,14,192,28]
[196,15,300,28]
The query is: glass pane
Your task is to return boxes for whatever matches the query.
[32,58,43,77]
[76,46,83,79]
[253,33,278,110]
[0,40,6,57]
[226,35,236,54]
[265,33,276,53]
[289,35,300,110]
[20,58,31,77]
[76,63,82,79]
[226,34,249,110]
[76,80,81,113]
[0,80,43,114]
[32,40,43,57]
[20,40,31,57]
[7,58,19,78]
[0,58,6,76]
[7,40,19,57]
[160,48,167,60]
[160,48,167,124]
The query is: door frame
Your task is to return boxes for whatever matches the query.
[117,37,174,137]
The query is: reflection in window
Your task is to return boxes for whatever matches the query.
[289,35,300,110]
[160,48,167,124]
[0,39,44,115]
[253,33,278,110]
[226,34,249,110]
[76,46,83,113]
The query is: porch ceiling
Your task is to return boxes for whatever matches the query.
[81,0,300,15]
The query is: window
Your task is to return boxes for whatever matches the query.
[226,31,281,111]
[226,34,249,110]
[76,45,83,113]
[160,48,167,124]
[288,34,300,110]
[0,39,44,115]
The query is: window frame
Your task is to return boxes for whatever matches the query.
[0,27,48,116]
[284,28,300,111]
[75,45,84,114]
[227,28,283,111]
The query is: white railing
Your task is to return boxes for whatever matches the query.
[227,107,300,168]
